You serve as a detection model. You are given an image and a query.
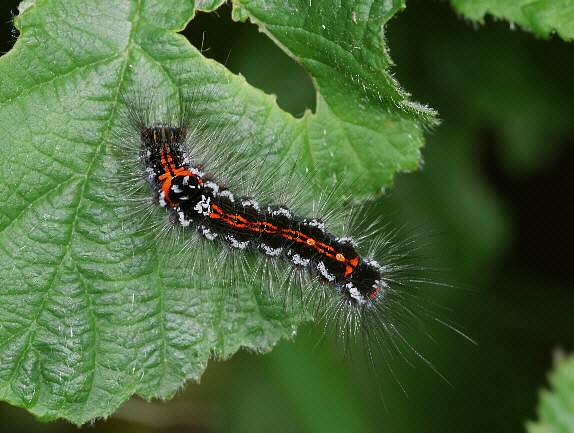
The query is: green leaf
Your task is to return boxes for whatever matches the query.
[0,0,434,424]
[449,0,574,40]
[233,0,436,187]
[527,352,574,433]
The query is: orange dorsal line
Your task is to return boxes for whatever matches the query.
[209,203,360,276]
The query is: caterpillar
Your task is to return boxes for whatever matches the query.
[109,67,461,395]
[141,121,382,307]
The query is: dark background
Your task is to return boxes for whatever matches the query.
[1,0,574,431]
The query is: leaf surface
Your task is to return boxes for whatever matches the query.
[0,0,433,423]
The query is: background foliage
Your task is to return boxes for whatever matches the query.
[527,352,574,433]
[0,0,573,431]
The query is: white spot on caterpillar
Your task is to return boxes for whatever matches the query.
[228,235,248,249]
[368,259,384,273]
[375,279,388,292]
[317,261,335,282]
[291,253,310,267]
[243,199,260,211]
[200,225,217,240]
[220,190,235,202]
[179,211,190,227]
[158,191,167,207]
[346,282,367,305]
[261,244,282,257]
[205,181,219,193]
[190,167,204,177]
[306,219,325,230]
[194,195,211,216]
[272,208,292,218]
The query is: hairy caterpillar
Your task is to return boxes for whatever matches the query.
[109,66,462,396]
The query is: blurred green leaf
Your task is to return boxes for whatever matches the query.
[449,0,574,39]
[527,352,574,433]
[0,0,434,424]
